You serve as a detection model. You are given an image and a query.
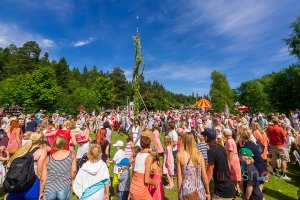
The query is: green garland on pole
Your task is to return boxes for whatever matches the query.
[132,33,145,120]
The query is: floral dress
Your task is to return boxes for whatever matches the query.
[179,158,206,200]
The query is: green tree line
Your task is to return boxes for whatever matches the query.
[0,42,196,114]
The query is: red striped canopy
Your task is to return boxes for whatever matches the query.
[194,97,211,108]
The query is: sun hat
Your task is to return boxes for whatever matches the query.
[116,158,130,167]
[74,128,82,135]
[201,128,216,140]
[239,148,254,157]
[113,140,124,147]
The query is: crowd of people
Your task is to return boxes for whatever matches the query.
[0,108,300,200]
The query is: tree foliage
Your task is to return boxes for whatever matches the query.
[285,15,300,61]
[210,70,234,112]
[0,41,196,114]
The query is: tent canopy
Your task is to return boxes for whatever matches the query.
[194,97,211,108]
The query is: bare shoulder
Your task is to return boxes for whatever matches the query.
[145,154,153,163]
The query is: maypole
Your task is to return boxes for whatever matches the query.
[132,17,145,120]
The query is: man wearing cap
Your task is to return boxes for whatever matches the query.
[204,128,236,199]
[107,140,125,197]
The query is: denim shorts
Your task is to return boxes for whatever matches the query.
[44,188,70,200]
[118,191,129,200]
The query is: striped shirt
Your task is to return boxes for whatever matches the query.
[197,142,209,160]
[44,152,72,194]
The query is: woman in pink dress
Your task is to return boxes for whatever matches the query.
[148,147,165,200]
[224,128,242,196]
[7,119,21,154]
[152,126,164,155]
[163,135,174,189]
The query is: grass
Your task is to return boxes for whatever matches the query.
[1,131,299,200]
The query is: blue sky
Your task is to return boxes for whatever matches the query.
[0,0,299,95]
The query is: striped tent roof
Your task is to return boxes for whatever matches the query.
[194,97,211,108]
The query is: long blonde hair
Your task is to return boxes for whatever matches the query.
[62,120,72,130]
[141,128,157,149]
[252,122,265,136]
[181,132,202,166]
[7,131,44,167]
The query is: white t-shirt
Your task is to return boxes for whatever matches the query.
[169,130,178,151]
[113,149,125,174]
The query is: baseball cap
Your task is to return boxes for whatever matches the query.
[239,148,254,157]
[116,158,130,167]
[113,140,124,147]
[201,128,216,140]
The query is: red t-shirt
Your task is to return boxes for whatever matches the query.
[267,125,287,148]
[55,129,71,150]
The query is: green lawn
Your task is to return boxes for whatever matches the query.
[1,131,299,200]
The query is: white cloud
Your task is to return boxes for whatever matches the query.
[73,37,95,47]
[269,47,291,62]
[0,22,55,48]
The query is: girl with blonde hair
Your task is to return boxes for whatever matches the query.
[7,131,47,200]
[176,132,210,199]
[73,144,110,200]
[163,135,174,189]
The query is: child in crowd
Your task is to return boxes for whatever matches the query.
[149,147,165,200]
[124,136,134,159]
[0,146,9,184]
[239,148,264,200]
[196,133,209,163]
[130,146,141,165]
[107,140,125,197]
[117,158,131,200]
[163,135,174,189]
[22,132,31,146]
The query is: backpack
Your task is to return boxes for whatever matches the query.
[3,147,39,193]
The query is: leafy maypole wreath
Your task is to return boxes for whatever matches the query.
[132,33,145,120]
